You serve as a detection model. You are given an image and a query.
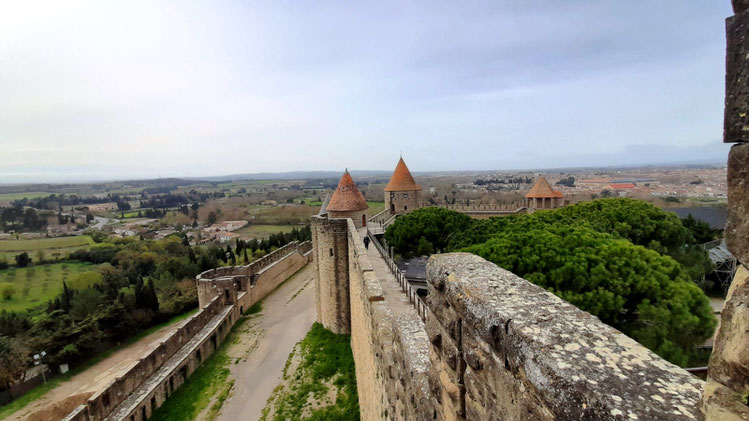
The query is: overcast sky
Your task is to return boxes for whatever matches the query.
[0,1,734,182]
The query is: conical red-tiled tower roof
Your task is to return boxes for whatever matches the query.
[384,158,422,192]
[327,171,369,212]
[525,176,564,198]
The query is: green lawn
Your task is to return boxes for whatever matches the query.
[0,236,95,262]
[235,224,301,240]
[0,262,103,312]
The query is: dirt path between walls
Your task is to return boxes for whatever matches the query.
[211,264,316,421]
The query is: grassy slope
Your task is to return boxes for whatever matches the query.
[0,262,102,312]
[260,323,359,421]
[0,309,198,420]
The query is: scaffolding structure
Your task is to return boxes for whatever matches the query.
[703,240,738,292]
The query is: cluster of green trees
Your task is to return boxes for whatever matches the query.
[385,199,717,367]
[0,207,49,232]
[0,236,212,388]
[555,176,576,187]
[12,193,126,210]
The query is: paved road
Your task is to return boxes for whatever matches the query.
[91,216,110,230]
[216,264,316,421]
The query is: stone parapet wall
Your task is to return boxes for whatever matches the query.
[196,241,310,281]
[196,241,312,308]
[425,253,704,421]
[62,296,228,421]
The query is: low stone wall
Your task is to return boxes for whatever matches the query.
[62,296,230,421]
[426,253,704,421]
[197,241,312,309]
[105,304,234,421]
[196,241,311,281]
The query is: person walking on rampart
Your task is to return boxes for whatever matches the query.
[363,236,370,250]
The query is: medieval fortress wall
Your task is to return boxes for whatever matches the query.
[310,3,749,418]
[63,241,312,421]
[312,214,712,419]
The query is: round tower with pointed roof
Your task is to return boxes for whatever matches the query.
[327,170,369,228]
[384,157,422,215]
[524,176,564,210]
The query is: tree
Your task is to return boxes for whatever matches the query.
[86,213,94,223]
[0,336,30,389]
[0,283,16,300]
[145,279,159,312]
[461,222,716,367]
[681,214,718,244]
[70,288,104,320]
[61,281,72,312]
[385,207,472,257]
[555,176,575,187]
[207,211,218,225]
[36,249,45,265]
[15,252,31,268]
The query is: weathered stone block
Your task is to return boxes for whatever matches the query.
[726,143,749,264]
[706,265,749,393]
[701,379,749,421]
[733,0,749,14]
[725,12,749,142]
[426,253,705,420]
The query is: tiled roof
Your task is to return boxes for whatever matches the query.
[525,176,564,198]
[609,183,636,189]
[327,171,369,212]
[384,158,422,192]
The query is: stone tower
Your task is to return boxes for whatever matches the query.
[310,170,370,335]
[384,157,422,215]
[310,215,350,334]
[327,170,369,228]
[524,176,564,210]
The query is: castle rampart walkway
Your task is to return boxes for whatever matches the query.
[358,228,414,318]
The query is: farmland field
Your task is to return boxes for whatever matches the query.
[0,262,103,312]
[235,224,301,239]
[0,191,53,204]
[0,235,95,261]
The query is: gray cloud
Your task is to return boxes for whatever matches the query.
[0,1,734,182]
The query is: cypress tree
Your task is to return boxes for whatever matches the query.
[146,279,159,312]
[61,281,71,312]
